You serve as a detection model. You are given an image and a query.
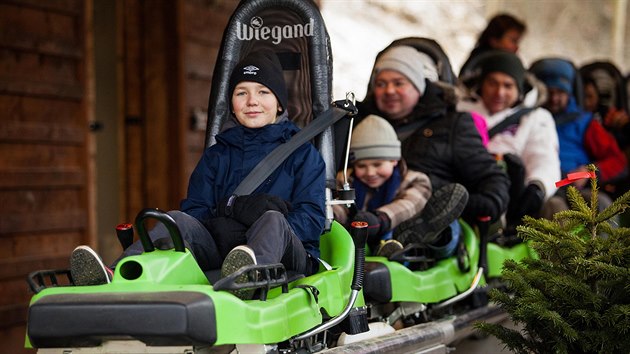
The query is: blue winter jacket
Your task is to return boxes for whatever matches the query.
[553,97,592,175]
[180,117,327,258]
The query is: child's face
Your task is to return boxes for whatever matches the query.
[353,159,398,189]
[232,81,281,128]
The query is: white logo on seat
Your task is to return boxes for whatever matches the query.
[243,65,259,75]
[236,17,314,45]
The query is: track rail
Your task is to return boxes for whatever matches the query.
[320,305,508,354]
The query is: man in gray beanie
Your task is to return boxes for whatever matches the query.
[356,43,510,234]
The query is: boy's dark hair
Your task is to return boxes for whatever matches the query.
[476,13,527,50]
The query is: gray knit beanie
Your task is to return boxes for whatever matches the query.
[350,115,401,162]
[373,46,427,94]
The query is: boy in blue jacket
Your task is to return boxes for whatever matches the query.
[70,49,327,299]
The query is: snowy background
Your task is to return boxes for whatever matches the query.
[319,0,629,100]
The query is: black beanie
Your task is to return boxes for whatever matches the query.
[228,49,288,111]
[480,51,525,93]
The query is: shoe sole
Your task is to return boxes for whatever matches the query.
[221,246,257,300]
[70,246,111,286]
[395,183,469,244]
[376,240,404,259]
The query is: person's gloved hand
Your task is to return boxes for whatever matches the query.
[507,183,544,227]
[352,210,391,239]
[218,193,290,226]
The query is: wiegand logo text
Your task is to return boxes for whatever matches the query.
[236,16,314,45]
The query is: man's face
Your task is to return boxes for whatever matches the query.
[480,72,519,114]
[373,70,421,120]
[544,87,570,114]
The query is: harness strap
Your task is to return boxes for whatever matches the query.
[488,108,535,138]
[233,102,356,196]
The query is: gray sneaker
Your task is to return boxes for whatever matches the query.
[221,245,257,300]
[375,239,404,259]
[70,245,112,286]
[394,183,469,245]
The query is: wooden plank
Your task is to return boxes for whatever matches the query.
[0,323,30,353]
[185,76,212,109]
[0,254,69,281]
[0,144,85,168]
[183,0,234,45]
[0,168,84,188]
[0,304,28,330]
[0,3,82,57]
[0,120,84,144]
[0,210,87,234]
[143,0,183,210]
[0,50,82,90]
[0,95,83,125]
[0,80,83,100]
[1,0,82,15]
[121,0,142,118]
[0,231,81,260]
[184,41,215,80]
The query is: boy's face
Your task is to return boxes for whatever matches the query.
[373,70,421,120]
[353,159,398,189]
[232,81,281,128]
[544,87,570,115]
[480,72,519,114]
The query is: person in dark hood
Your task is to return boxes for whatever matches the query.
[68,49,327,300]
[357,44,510,250]
[531,58,626,218]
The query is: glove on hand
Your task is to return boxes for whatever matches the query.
[352,210,391,239]
[218,193,290,227]
[507,183,544,227]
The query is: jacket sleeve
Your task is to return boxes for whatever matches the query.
[285,145,327,252]
[377,169,432,228]
[453,113,510,221]
[180,149,220,223]
[584,119,628,182]
[520,108,561,198]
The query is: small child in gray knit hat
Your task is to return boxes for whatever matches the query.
[334,114,470,261]
[333,114,432,256]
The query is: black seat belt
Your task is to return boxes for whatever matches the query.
[488,107,535,138]
[233,100,357,196]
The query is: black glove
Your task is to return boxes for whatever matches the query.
[352,210,391,235]
[218,193,290,226]
[506,183,545,228]
[352,210,391,250]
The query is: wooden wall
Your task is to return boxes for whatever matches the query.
[0,0,93,352]
[0,0,239,352]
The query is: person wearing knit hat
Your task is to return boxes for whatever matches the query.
[355,40,510,250]
[349,114,401,163]
[69,49,328,300]
[530,58,575,95]
[529,58,626,222]
[368,45,428,121]
[334,115,468,260]
[229,48,288,113]
[373,46,427,94]
[458,50,560,235]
